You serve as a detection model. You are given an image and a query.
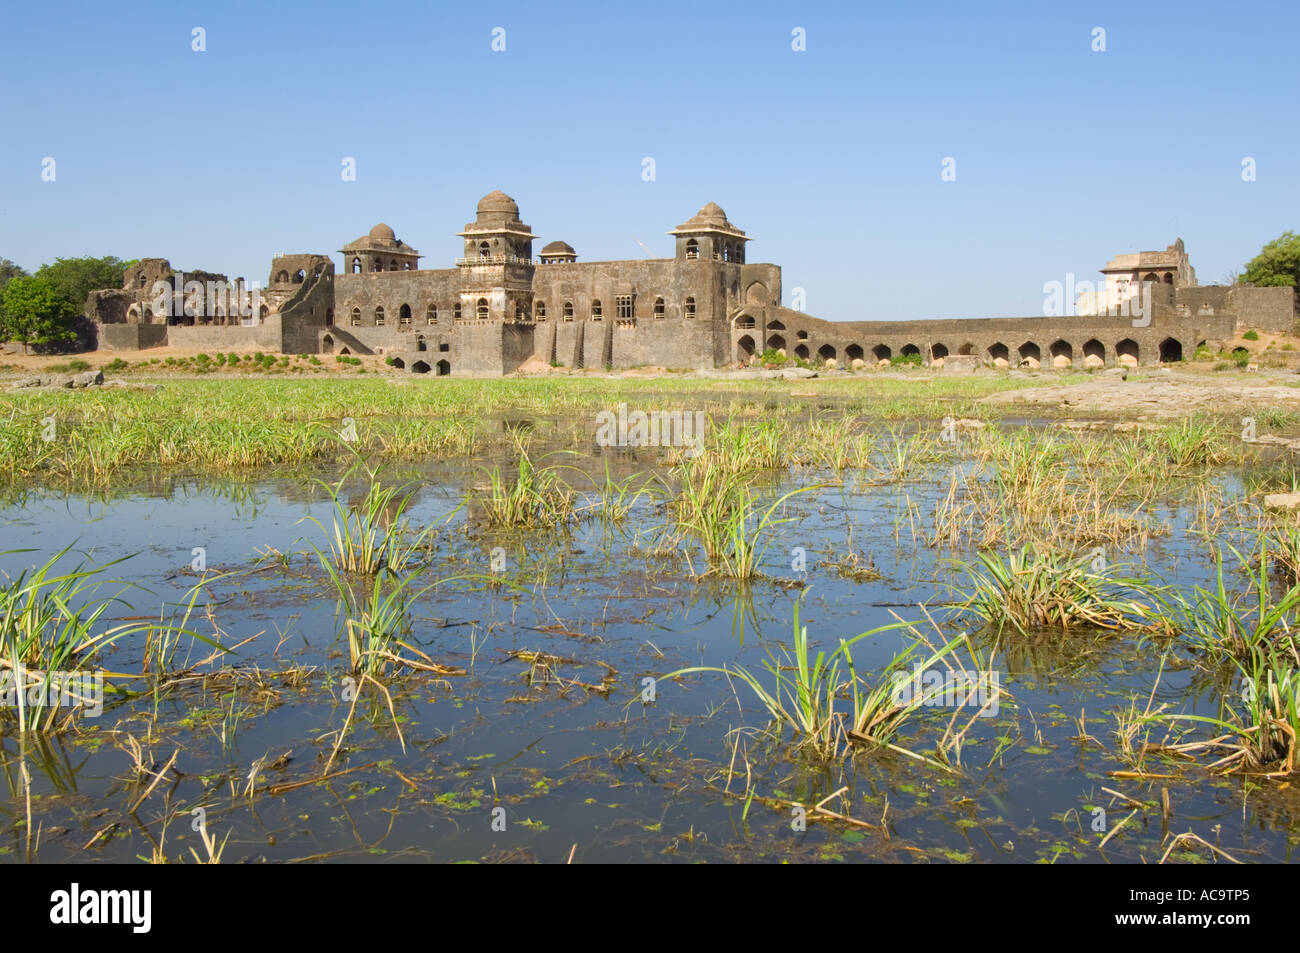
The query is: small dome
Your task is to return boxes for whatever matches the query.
[694,202,727,223]
[369,223,396,240]
[476,190,520,218]
[541,240,576,255]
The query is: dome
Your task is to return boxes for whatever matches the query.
[476,190,520,219]
[541,240,576,256]
[368,223,396,241]
[693,202,727,223]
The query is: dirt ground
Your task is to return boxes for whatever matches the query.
[981,367,1300,417]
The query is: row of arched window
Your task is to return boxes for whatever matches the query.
[350,257,416,274]
[534,297,696,322]
[683,239,744,263]
[344,295,704,328]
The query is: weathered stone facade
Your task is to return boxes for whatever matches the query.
[84,192,1295,372]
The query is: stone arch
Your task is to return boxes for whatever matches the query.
[339,346,351,355]
[427,304,438,325]
[767,319,785,331]
[987,342,1009,367]
[436,359,450,376]
[416,335,427,352]
[958,342,975,356]
[275,270,290,283]
[817,344,837,365]
[563,302,574,321]
[1159,337,1183,363]
[412,360,431,374]
[390,260,399,271]
[901,343,921,358]
[374,259,384,272]
[479,242,490,258]
[653,297,664,319]
[590,299,603,321]
[294,269,305,283]
[477,298,489,320]
[794,344,810,360]
[745,280,768,303]
[391,357,406,369]
[872,344,892,363]
[350,308,361,327]
[1082,338,1105,368]
[323,333,335,352]
[374,305,385,326]
[845,343,864,363]
[737,334,757,360]
[1018,341,1041,367]
[686,239,699,259]
[734,313,756,329]
[535,301,546,321]
[1049,339,1073,368]
[1143,272,1159,284]
[796,330,808,340]
[1163,273,1174,285]
[684,297,696,318]
[930,343,949,362]
[399,303,412,326]
[767,334,787,352]
[1232,346,1250,362]
[1116,338,1139,367]
[351,258,361,274]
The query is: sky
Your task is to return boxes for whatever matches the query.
[0,0,1296,322]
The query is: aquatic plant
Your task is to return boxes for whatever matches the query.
[950,545,1164,636]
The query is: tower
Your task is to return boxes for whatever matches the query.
[457,190,535,322]
[669,202,748,263]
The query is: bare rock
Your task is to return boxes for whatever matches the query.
[1265,492,1300,510]
[71,370,104,388]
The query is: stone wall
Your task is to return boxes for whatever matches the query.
[1229,285,1295,333]
[98,323,168,350]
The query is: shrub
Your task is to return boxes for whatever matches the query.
[1243,330,1260,341]
[891,353,923,367]
[104,357,128,372]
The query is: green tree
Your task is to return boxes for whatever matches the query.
[0,259,28,326]
[35,255,129,314]
[0,276,77,353]
[1242,232,1300,287]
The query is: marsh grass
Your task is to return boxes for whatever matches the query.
[0,547,217,732]
[666,599,992,764]
[950,545,1165,636]
[303,464,440,574]
[478,450,578,528]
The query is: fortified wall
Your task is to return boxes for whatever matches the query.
[83,196,1294,374]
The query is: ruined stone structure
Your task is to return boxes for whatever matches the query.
[85,193,1294,373]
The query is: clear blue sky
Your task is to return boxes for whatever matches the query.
[1,0,1295,321]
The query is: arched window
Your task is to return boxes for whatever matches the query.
[399,304,412,327]
[136,274,147,289]
[590,299,603,321]
[375,306,385,326]
[535,301,547,321]
[653,297,665,318]
[479,241,490,258]
[454,303,462,320]
[476,297,489,320]
[275,270,290,284]
[351,258,361,274]
[390,260,399,271]
[374,259,384,272]
[403,261,412,271]
[427,304,437,325]
[294,269,305,283]
[685,239,698,260]
[563,302,574,321]
[350,308,361,327]
[259,304,269,324]
[684,297,696,318]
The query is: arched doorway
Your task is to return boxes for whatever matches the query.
[930,343,949,363]
[1018,342,1041,368]
[737,335,756,361]
[987,343,1009,367]
[1159,338,1183,363]
[436,360,450,376]
[412,360,431,374]
[817,344,837,367]
[872,344,892,364]
[767,334,787,353]
[1083,339,1105,368]
[1116,339,1139,367]
[1049,339,1073,368]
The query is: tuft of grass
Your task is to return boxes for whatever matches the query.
[950,545,1163,636]
[302,465,437,574]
